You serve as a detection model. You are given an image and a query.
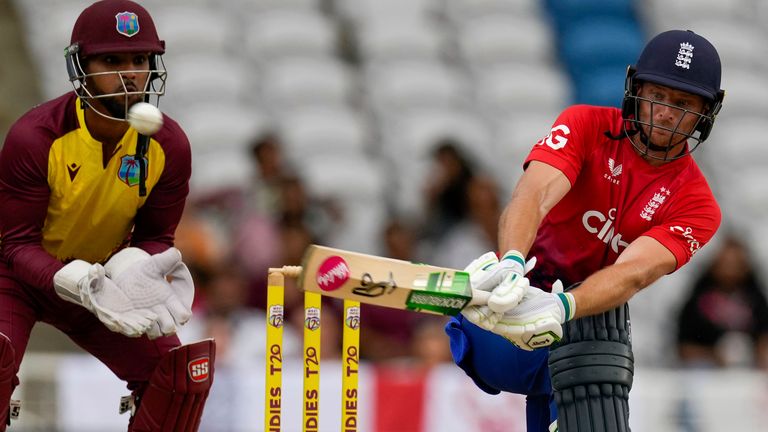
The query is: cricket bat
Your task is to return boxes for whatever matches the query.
[273,245,490,316]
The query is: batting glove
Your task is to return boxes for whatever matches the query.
[461,251,537,330]
[491,280,576,351]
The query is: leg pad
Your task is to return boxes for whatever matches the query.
[548,300,633,432]
[128,339,216,432]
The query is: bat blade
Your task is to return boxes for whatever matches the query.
[297,245,489,316]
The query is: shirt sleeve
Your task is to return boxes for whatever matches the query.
[643,185,721,271]
[130,122,192,254]
[524,105,598,186]
[0,120,65,290]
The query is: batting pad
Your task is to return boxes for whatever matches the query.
[129,339,215,432]
[548,297,633,432]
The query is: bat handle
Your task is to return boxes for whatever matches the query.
[268,266,303,278]
[467,289,491,307]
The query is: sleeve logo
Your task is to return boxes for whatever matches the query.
[537,124,571,150]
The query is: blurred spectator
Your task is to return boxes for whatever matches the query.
[428,174,502,269]
[676,235,768,369]
[357,217,422,362]
[411,316,453,369]
[247,131,292,218]
[422,138,476,242]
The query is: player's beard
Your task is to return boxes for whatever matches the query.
[92,81,143,119]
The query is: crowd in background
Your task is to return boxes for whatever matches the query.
[1,0,767,374]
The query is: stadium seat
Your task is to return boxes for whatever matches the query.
[335,0,436,24]
[161,54,253,110]
[275,105,371,162]
[644,0,755,32]
[179,103,273,155]
[355,18,445,64]
[716,69,768,117]
[151,6,234,54]
[472,63,570,117]
[364,59,469,115]
[443,0,542,25]
[490,111,557,192]
[244,9,338,63]
[545,0,636,29]
[456,14,556,67]
[572,64,628,107]
[380,107,492,169]
[260,56,357,111]
[558,17,644,82]
[679,20,768,72]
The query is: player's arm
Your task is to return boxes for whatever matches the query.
[568,235,676,319]
[498,160,572,255]
[0,124,65,290]
[490,236,676,350]
[461,160,572,328]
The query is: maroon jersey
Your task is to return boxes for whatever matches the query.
[524,105,721,290]
[0,92,191,291]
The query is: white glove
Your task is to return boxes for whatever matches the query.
[491,280,576,351]
[54,261,157,337]
[487,250,535,314]
[105,247,194,339]
[460,251,537,330]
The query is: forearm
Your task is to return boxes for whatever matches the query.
[498,197,542,256]
[4,244,64,291]
[569,261,654,319]
[498,161,571,255]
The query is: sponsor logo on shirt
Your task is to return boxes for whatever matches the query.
[640,187,671,221]
[582,207,629,254]
[669,225,701,255]
[603,158,622,185]
[537,124,570,150]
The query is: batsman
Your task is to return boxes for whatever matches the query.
[446,30,725,431]
[0,1,214,430]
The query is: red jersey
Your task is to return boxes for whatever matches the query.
[524,105,720,290]
[0,93,191,291]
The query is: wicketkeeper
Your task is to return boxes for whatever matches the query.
[0,1,214,430]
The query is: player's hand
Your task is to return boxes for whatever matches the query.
[460,252,503,330]
[105,247,194,339]
[491,280,576,351]
[486,250,537,314]
[460,251,535,330]
[54,261,157,337]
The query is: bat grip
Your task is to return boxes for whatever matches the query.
[268,266,303,278]
[467,289,491,307]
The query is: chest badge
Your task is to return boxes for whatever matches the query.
[640,187,671,221]
[118,155,148,187]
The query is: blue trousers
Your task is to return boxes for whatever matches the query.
[445,314,557,432]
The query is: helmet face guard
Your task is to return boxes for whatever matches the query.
[620,30,725,161]
[65,43,167,122]
[622,67,724,161]
[66,0,166,121]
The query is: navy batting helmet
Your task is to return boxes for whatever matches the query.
[621,30,725,160]
[64,0,167,121]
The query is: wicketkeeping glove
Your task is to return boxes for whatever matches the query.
[105,247,194,339]
[491,280,576,351]
[461,251,537,331]
[54,260,157,337]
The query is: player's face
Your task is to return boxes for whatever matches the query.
[636,83,707,149]
[84,52,152,118]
